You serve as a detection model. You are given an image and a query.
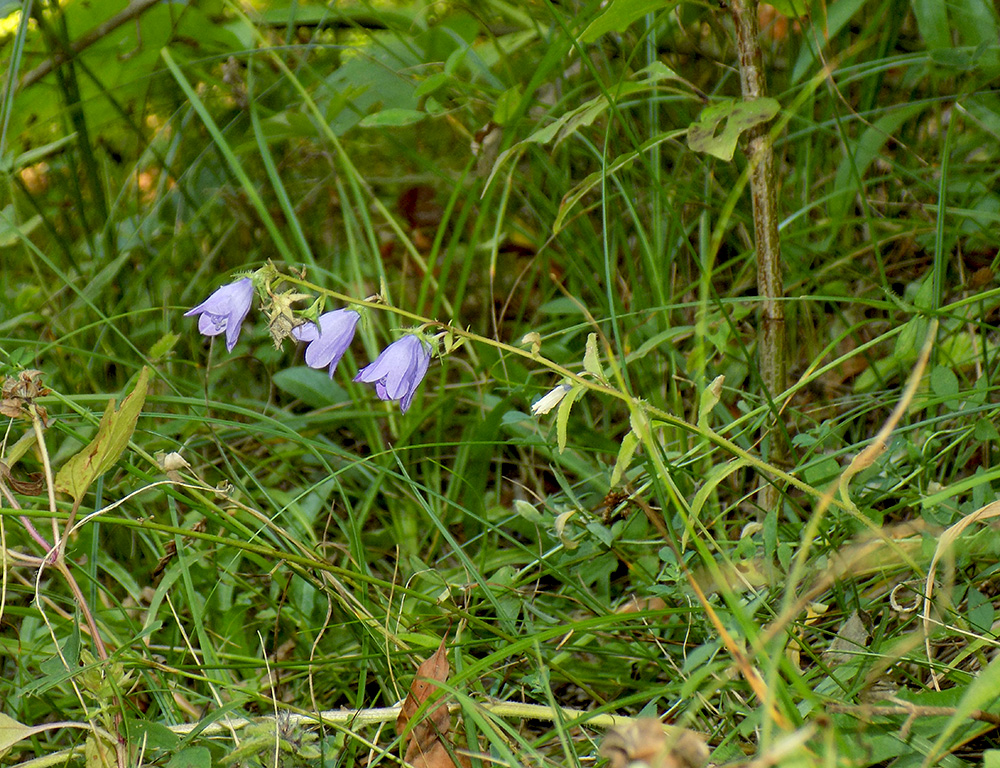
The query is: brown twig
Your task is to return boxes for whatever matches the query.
[16,0,162,92]
[728,0,787,514]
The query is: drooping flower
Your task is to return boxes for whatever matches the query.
[354,334,432,413]
[291,308,361,376]
[184,278,254,352]
[531,383,572,415]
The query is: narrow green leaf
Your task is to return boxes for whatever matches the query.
[911,0,951,50]
[55,367,150,503]
[610,431,640,486]
[698,375,725,429]
[583,333,603,379]
[359,108,426,127]
[556,386,585,454]
[767,0,808,16]
[579,0,679,43]
[554,128,687,232]
[629,403,651,442]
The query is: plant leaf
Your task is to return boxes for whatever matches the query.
[359,108,426,127]
[556,386,585,454]
[397,637,450,741]
[55,367,150,503]
[579,0,680,43]
[698,375,725,429]
[610,431,640,486]
[398,637,468,767]
[0,713,33,752]
[583,333,603,379]
[687,98,780,161]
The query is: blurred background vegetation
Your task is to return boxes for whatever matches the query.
[3,0,1000,766]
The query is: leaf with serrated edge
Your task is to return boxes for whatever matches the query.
[556,386,585,454]
[611,431,640,486]
[583,333,603,379]
[55,367,150,503]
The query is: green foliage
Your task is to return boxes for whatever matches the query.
[3,0,1000,766]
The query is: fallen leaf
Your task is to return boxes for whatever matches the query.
[397,637,468,767]
[397,637,451,743]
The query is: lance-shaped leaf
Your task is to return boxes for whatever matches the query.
[698,375,725,430]
[579,0,681,43]
[397,637,468,768]
[611,431,640,486]
[55,367,150,503]
[583,333,606,382]
[556,385,586,454]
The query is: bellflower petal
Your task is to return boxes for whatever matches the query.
[184,278,254,352]
[291,322,320,343]
[292,309,360,376]
[531,383,572,415]
[354,335,432,413]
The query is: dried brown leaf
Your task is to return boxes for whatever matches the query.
[404,736,470,768]
[397,636,451,742]
[0,462,45,494]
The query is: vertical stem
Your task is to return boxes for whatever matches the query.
[729,0,787,512]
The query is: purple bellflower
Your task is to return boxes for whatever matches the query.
[184,278,254,352]
[354,334,431,413]
[291,308,361,376]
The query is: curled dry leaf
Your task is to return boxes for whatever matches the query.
[600,718,709,768]
[0,462,45,495]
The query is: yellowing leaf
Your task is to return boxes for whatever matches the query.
[697,375,725,429]
[687,98,780,161]
[583,333,604,380]
[556,386,585,454]
[55,367,150,503]
[610,431,640,486]
[0,713,33,752]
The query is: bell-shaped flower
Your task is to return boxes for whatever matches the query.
[354,334,431,413]
[184,278,254,352]
[531,383,572,415]
[291,308,361,376]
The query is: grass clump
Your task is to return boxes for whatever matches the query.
[2,1,1000,766]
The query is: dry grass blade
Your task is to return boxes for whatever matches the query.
[923,499,1000,690]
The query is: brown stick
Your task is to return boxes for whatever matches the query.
[729,0,787,514]
[16,0,163,92]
